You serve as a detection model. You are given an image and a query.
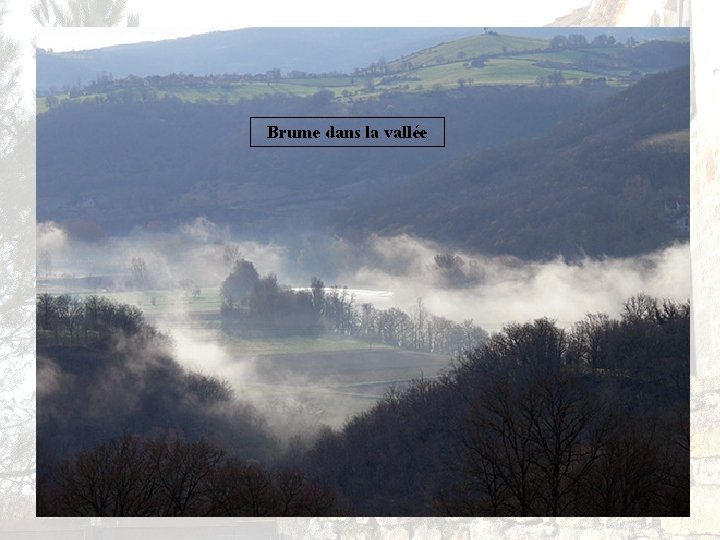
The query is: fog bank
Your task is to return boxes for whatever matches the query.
[38,220,690,331]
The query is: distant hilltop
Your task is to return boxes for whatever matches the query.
[37,27,688,94]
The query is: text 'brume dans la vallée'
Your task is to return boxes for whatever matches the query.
[267,124,429,139]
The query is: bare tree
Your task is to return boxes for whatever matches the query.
[38,248,52,277]
[222,244,241,269]
[568,312,614,372]
[147,435,224,516]
[458,367,609,516]
[51,434,160,516]
[310,276,325,317]
[207,459,276,516]
[129,256,148,289]
[584,417,666,515]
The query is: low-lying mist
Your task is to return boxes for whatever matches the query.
[37,216,692,456]
[37,217,288,291]
[38,218,691,332]
[330,235,691,332]
[168,331,333,441]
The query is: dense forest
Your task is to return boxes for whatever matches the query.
[340,66,689,258]
[37,293,689,516]
[303,295,689,515]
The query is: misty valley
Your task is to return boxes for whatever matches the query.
[36,28,690,517]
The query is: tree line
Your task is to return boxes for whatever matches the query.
[220,259,488,355]
[37,293,162,346]
[38,433,337,516]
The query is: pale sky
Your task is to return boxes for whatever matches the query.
[24,0,592,52]
[35,27,214,52]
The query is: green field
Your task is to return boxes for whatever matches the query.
[173,325,450,427]
[38,33,686,113]
[388,34,548,70]
[230,347,450,427]
[408,58,589,87]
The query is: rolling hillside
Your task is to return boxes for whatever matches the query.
[37,83,620,242]
[337,66,690,258]
[37,32,689,260]
[37,32,689,113]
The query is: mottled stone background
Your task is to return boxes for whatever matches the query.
[1,0,716,537]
